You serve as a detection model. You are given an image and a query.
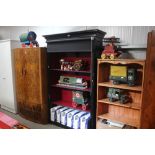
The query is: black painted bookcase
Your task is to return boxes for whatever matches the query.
[44,29,106,129]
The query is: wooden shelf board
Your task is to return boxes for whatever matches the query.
[51,84,91,92]
[52,100,90,112]
[98,98,141,110]
[50,69,91,74]
[97,113,139,128]
[98,82,142,91]
[98,59,145,63]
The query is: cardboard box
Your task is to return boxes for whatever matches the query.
[66,110,80,128]
[80,113,91,129]
[50,106,63,122]
[73,111,87,129]
[56,107,68,123]
[61,108,74,125]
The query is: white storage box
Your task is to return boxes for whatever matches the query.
[80,113,91,129]
[56,107,68,123]
[66,110,80,128]
[61,108,74,125]
[50,106,63,122]
[73,111,87,129]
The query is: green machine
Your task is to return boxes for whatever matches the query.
[72,91,89,110]
[110,65,137,86]
[107,88,129,104]
[72,91,88,105]
[58,76,88,89]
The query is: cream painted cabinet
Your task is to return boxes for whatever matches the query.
[0,40,19,113]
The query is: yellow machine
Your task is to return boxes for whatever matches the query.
[110,65,136,86]
[110,66,127,78]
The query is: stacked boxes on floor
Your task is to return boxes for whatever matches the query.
[67,110,79,128]
[50,106,91,129]
[61,109,74,125]
[50,106,63,122]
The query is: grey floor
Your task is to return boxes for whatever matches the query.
[0,108,61,129]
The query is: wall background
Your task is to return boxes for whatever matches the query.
[0,26,155,59]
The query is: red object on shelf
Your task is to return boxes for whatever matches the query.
[52,100,90,112]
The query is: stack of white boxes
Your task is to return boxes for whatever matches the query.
[73,111,87,129]
[56,107,68,123]
[50,106,91,129]
[50,106,63,122]
[67,110,79,128]
[80,113,91,129]
[61,108,74,125]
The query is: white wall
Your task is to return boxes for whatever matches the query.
[0,26,155,59]
[0,26,87,46]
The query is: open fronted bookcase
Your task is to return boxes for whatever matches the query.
[96,59,145,128]
[44,29,106,128]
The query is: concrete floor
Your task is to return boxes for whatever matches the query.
[0,108,61,129]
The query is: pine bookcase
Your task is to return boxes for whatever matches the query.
[96,59,145,128]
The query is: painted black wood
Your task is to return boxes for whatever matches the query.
[43,29,106,40]
[44,29,106,129]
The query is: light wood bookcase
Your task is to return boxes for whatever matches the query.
[96,59,145,128]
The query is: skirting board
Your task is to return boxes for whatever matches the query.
[0,105,17,114]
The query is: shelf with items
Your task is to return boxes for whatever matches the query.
[47,52,91,72]
[50,80,91,112]
[97,111,140,128]
[49,71,91,91]
[97,59,144,89]
[48,53,92,124]
[96,59,145,129]
[96,101,140,128]
[44,29,105,129]
[97,86,142,110]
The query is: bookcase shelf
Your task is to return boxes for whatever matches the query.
[98,98,141,110]
[51,84,91,92]
[96,59,145,129]
[50,68,91,74]
[97,113,139,128]
[52,100,90,112]
[44,29,106,129]
[98,82,143,91]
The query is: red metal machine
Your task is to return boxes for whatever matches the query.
[101,37,120,59]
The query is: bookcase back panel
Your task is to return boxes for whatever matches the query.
[106,104,140,127]
[48,52,91,71]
